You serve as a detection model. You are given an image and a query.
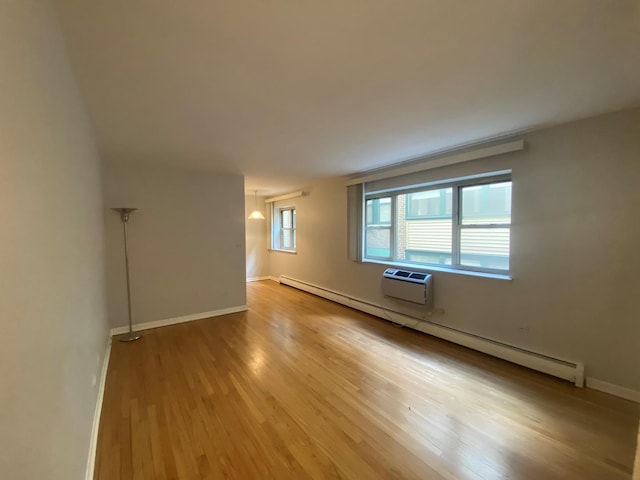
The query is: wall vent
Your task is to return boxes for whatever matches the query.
[382,268,434,307]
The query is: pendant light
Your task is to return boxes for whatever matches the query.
[248,190,265,220]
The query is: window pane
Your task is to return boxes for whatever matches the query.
[379,198,391,224]
[397,190,452,264]
[461,182,511,225]
[365,227,390,258]
[407,188,451,218]
[282,228,292,248]
[282,209,292,228]
[460,228,510,270]
[444,189,452,215]
[405,218,453,265]
[366,197,391,225]
[395,194,407,260]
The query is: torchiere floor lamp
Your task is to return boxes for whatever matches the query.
[112,207,142,342]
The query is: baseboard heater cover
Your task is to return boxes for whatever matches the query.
[278,275,585,387]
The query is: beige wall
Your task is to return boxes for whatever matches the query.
[0,1,109,478]
[245,194,270,279]
[103,162,246,328]
[270,107,640,392]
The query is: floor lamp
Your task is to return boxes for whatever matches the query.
[112,208,142,342]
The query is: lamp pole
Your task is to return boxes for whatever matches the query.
[112,208,142,342]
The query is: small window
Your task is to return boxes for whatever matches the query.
[272,206,297,252]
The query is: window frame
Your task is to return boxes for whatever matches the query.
[364,196,395,260]
[280,207,296,250]
[272,206,297,253]
[363,173,511,275]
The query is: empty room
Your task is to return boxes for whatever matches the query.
[1,0,640,479]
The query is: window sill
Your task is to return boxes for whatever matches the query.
[362,259,512,280]
[270,249,297,254]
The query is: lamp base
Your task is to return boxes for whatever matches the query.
[119,331,142,342]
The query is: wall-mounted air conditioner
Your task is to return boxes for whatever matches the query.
[382,268,434,308]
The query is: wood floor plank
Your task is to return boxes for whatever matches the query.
[95,280,640,479]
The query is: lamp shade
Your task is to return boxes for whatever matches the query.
[247,190,265,220]
[248,210,265,220]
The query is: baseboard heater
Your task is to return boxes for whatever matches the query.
[278,275,585,387]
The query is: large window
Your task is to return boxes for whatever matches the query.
[364,175,511,273]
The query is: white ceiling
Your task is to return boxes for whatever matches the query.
[54,0,640,194]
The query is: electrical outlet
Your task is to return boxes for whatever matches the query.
[518,326,530,334]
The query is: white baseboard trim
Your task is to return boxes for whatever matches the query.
[279,275,586,387]
[85,336,111,480]
[586,377,640,403]
[247,276,280,283]
[109,305,248,336]
[247,275,280,283]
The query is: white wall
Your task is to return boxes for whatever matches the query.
[0,1,109,479]
[245,194,270,280]
[103,161,246,328]
[269,107,640,392]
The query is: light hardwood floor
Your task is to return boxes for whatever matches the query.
[95,280,640,479]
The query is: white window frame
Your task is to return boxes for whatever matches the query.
[363,173,511,275]
[272,205,297,253]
